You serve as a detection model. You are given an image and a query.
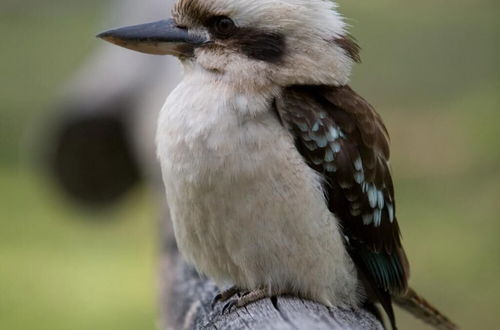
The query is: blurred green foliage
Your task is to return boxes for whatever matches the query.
[0,172,156,330]
[0,0,499,329]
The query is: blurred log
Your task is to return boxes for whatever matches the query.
[45,0,180,206]
[49,104,141,206]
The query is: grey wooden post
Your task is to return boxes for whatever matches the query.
[45,0,384,329]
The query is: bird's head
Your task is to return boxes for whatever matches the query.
[98,0,359,89]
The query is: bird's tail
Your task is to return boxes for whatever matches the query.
[393,287,459,330]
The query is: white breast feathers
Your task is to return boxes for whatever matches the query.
[156,66,361,308]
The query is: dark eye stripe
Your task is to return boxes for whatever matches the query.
[203,23,287,63]
[235,29,286,63]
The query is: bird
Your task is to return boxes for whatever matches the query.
[98,0,458,329]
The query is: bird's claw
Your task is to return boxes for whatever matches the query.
[222,299,238,314]
[211,286,240,310]
[219,288,270,314]
[211,293,222,309]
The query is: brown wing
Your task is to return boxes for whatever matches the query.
[276,85,410,324]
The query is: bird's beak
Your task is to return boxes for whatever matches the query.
[97,18,207,57]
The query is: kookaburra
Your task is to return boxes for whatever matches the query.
[98,0,457,329]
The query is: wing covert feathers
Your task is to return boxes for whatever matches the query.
[276,85,408,327]
[275,84,457,330]
[276,84,409,290]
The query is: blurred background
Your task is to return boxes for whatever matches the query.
[0,0,498,329]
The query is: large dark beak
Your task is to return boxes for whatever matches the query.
[97,18,207,57]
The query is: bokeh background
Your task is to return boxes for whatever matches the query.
[1,0,499,329]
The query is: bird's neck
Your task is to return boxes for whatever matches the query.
[176,62,277,119]
[181,59,280,97]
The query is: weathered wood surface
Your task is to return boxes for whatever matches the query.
[160,238,383,330]
[48,1,384,329]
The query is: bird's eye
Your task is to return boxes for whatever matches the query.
[210,16,236,38]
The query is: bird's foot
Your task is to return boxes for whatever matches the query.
[221,288,272,314]
[211,286,241,309]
